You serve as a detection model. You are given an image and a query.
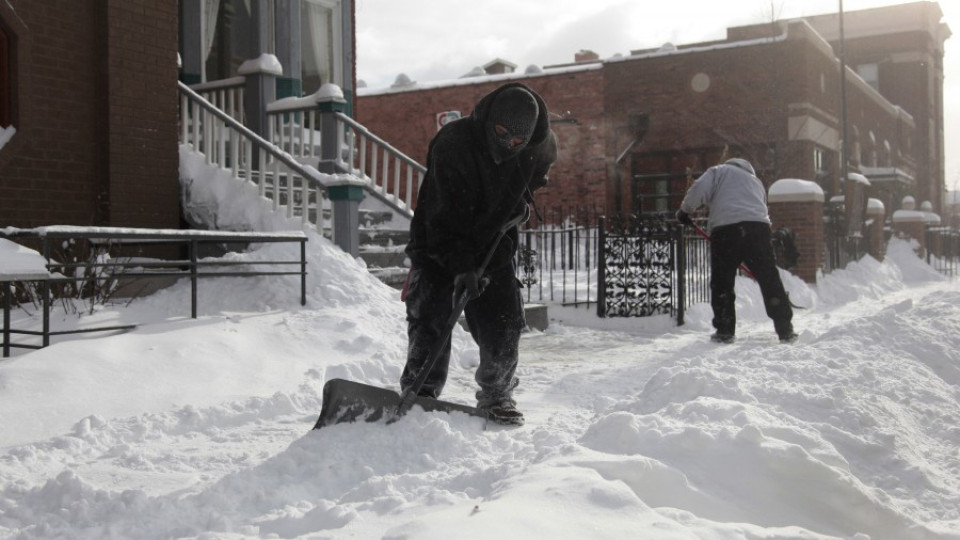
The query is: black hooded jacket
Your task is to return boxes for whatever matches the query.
[405,83,553,277]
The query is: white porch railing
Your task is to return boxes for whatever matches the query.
[265,91,423,219]
[190,77,246,124]
[178,81,335,234]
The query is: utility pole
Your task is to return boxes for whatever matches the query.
[839,0,849,193]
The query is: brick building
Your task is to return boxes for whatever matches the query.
[0,1,180,229]
[355,2,949,224]
[0,0,356,231]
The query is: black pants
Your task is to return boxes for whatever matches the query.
[710,222,793,337]
[401,263,524,408]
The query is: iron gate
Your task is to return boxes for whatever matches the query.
[597,215,697,322]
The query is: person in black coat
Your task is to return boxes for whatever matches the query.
[401,82,557,426]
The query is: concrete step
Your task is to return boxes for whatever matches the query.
[359,209,396,228]
[359,228,409,247]
[359,247,408,269]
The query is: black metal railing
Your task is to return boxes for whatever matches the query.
[1,227,307,356]
[515,207,601,309]
[824,201,867,272]
[926,226,960,276]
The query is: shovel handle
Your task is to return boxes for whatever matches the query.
[392,210,528,421]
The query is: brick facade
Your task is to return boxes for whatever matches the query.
[0,0,180,229]
[355,67,606,220]
[768,198,825,283]
[356,16,924,229]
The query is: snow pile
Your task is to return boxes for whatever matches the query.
[2,151,959,538]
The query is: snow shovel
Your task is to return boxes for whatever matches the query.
[313,212,526,430]
[688,222,806,310]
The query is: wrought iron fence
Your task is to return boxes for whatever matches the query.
[515,206,601,308]
[513,210,712,323]
[925,226,960,276]
[596,215,713,323]
[824,201,866,272]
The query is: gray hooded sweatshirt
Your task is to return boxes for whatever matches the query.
[679,158,771,231]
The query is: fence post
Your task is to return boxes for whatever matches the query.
[675,224,686,326]
[314,84,348,174]
[328,181,366,257]
[238,54,281,142]
[597,216,606,318]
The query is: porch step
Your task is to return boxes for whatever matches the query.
[360,228,409,247]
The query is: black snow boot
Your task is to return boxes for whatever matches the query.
[482,401,525,426]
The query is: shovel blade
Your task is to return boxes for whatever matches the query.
[313,378,485,429]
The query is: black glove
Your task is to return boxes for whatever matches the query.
[676,210,693,226]
[453,270,489,306]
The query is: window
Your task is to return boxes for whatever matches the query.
[205,0,269,82]
[856,63,879,92]
[301,0,341,94]
[1,24,10,128]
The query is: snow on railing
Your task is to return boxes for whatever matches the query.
[335,112,424,214]
[177,81,332,233]
[189,77,246,125]
[264,91,420,219]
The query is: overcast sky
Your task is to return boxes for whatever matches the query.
[354,0,960,191]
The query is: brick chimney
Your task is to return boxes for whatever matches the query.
[575,49,600,63]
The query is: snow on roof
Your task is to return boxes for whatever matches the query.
[845,172,871,185]
[768,178,825,203]
[483,57,517,70]
[357,62,602,96]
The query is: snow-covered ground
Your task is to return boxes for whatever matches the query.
[1,220,959,539]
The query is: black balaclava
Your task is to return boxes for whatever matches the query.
[485,87,539,164]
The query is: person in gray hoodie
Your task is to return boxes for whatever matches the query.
[676,158,797,344]
[401,83,557,425]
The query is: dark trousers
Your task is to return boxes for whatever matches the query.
[401,263,524,407]
[710,222,793,337]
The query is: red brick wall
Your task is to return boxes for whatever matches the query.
[105,0,180,228]
[0,1,179,229]
[866,208,886,261]
[356,18,919,233]
[355,68,606,223]
[769,201,824,282]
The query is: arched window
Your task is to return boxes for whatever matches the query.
[1,24,10,128]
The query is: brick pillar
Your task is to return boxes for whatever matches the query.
[768,179,825,283]
[865,198,886,261]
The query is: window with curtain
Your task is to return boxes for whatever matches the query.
[1,24,10,128]
[301,0,341,94]
[205,0,262,82]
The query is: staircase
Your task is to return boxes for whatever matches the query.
[178,80,417,287]
[358,208,410,288]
